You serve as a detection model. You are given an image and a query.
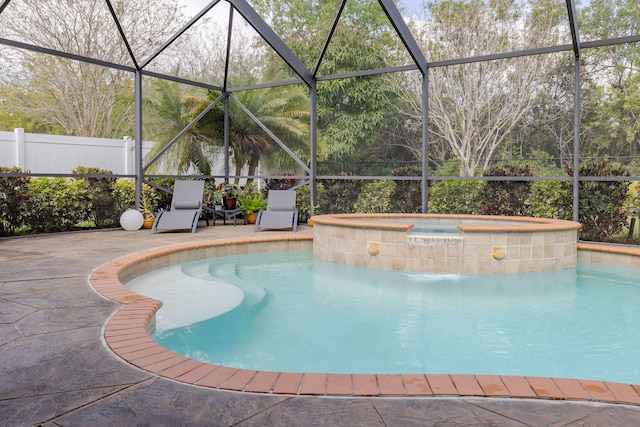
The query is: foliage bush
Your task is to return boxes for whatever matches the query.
[296,182,325,222]
[1,161,634,242]
[24,177,91,233]
[524,180,572,220]
[147,178,176,211]
[624,181,640,216]
[72,166,117,227]
[203,179,223,207]
[354,180,396,213]
[0,167,31,236]
[262,176,299,192]
[390,165,422,213]
[112,179,136,216]
[482,163,533,216]
[565,160,631,241]
[112,180,159,219]
[319,177,364,214]
[428,180,485,214]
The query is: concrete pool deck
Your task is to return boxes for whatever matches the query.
[2,222,640,426]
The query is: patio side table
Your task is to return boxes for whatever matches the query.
[212,209,246,226]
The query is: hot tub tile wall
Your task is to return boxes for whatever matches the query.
[312,215,580,274]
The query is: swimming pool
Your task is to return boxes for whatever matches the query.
[126,250,640,384]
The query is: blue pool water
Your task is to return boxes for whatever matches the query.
[127,251,640,383]
[355,218,463,234]
[410,226,460,234]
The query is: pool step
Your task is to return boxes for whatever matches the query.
[182,261,267,314]
[129,264,244,331]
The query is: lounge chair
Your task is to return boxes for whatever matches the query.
[151,180,205,234]
[254,190,298,232]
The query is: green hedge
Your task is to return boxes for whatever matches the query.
[72,166,117,227]
[428,180,485,214]
[24,177,91,233]
[354,180,395,213]
[567,160,631,241]
[0,166,31,236]
[0,168,167,236]
[0,161,635,242]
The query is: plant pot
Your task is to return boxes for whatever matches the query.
[307,219,314,227]
[245,212,258,224]
[142,218,154,229]
[223,197,236,210]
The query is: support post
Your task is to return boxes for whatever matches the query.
[224,92,230,183]
[572,56,581,223]
[565,0,581,223]
[123,136,133,175]
[310,82,318,214]
[421,71,429,213]
[14,128,25,169]
[134,70,143,209]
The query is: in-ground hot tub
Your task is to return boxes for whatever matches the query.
[310,214,581,274]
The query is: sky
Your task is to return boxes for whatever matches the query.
[179,0,427,22]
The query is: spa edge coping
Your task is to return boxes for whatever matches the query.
[89,235,640,404]
[309,213,582,233]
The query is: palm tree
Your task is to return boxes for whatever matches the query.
[196,82,316,183]
[144,76,318,181]
[142,78,219,175]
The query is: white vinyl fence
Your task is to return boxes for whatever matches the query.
[0,128,155,175]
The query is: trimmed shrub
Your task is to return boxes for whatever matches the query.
[25,177,91,233]
[112,179,136,216]
[624,181,640,217]
[428,180,485,214]
[482,164,533,216]
[147,178,176,211]
[390,165,422,213]
[566,160,631,241]
[72,167,117,227]
[354,180,395,213]
[296,182,325,222]
[319,177,364,214]
[112,179,161,221]
[0,167,31,236]
[262,176,299,192]
[524,180,572,220]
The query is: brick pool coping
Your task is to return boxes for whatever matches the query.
[89,235,640,405]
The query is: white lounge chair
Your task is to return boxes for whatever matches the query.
[254,190,298,232]
[151,180,205,234]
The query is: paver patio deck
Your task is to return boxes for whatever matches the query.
[2,222,640,426]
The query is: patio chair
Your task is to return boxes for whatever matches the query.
[254,190,298,232]
[151,180,205,234]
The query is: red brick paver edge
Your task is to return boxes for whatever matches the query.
[90,236,640,406]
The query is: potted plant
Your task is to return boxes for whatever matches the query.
[203,181,223,211]
[222,184,239,210]
[237,194,267,224]
[138,185,158,229]
[140,209,155,229]
[211,189,225,211]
